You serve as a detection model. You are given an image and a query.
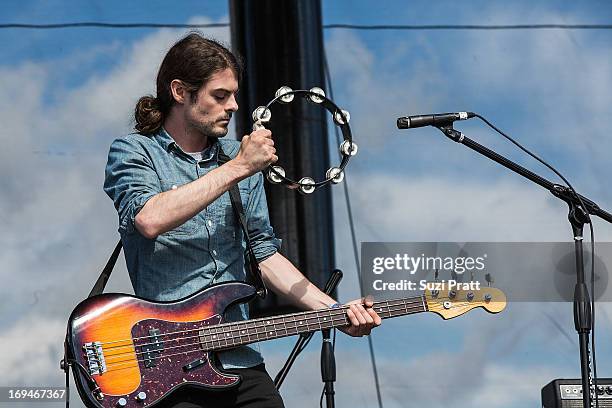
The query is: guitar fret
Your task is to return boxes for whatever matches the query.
[199,296,428,351]
[292,315,299,337]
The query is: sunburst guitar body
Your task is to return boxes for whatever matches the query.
[65,281,506,407]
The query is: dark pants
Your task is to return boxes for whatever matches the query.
[163,364,285,408]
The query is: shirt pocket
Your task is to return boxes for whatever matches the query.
[158,179,199,236]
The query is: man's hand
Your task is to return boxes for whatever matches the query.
[339,296,382,337]
[232,128,278,176]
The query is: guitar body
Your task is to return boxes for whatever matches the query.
[66,281,257,408]
[66,279,506,408]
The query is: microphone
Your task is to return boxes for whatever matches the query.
[397,111,475,129]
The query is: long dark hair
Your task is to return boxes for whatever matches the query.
[134,33,243,135]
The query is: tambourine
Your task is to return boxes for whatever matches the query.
[252,86,357,194]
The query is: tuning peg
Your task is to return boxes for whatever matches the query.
[434,269,439,281]
[467,292,474,301]
[448,290,456,299]
[485,273,493,287]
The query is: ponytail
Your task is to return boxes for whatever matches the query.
[134,95,163,135]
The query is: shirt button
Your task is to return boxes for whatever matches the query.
[207,220,213,227]
[212,249,218,256]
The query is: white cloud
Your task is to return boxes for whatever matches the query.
[0,15,231,395]
[0,314,66,385]
[1,5,611,408]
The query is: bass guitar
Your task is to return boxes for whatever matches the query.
[65,281,506,407]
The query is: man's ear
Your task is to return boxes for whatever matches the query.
[170,79,187,104]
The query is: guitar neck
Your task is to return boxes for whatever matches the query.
[200,295,427,351]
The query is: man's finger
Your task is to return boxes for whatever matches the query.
[351,305,367,325]
[346,308,360,327]
[368,309,382,326]
[355,304,374,324]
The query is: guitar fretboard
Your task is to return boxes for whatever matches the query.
[197,296,427,351]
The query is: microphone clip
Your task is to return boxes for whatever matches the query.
[437,126,465,143]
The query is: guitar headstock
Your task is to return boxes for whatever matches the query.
[424,284,506,319]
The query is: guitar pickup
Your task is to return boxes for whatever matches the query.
[183,357,207,372]
[141,328,164,368]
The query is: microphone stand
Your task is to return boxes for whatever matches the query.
[274,270,343,391]
[437,125,612,408]
[321,327,336,408]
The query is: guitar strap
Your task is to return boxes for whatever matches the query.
[216,144,268,298]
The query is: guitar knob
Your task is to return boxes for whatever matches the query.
[605,386,612,395]
[116,397,128,407]
[136,391,147,402]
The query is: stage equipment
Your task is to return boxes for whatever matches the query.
[542,378,612,407]
[253,86,355,194]
[399,112,612,408]
[396,111,475,129]
[274,270,343,390]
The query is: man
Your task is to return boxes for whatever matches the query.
[104,33,380,408]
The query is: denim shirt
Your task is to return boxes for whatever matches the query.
[103,128,281,369]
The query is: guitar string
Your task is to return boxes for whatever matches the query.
[99,302,437,371]
[100,296,473,364]
[100,298,426,357]
[100,299,477,374]
[101,315,355,373]
[86,296,484,373]
[101,301,424,363]
[92,296,426,348]
[100,297,478,374]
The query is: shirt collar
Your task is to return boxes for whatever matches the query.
[154,127,220,163]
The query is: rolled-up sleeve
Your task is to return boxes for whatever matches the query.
[103,137,161,234]
[245,172,282,262]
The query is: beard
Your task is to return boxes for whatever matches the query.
[188,118,229,138]
[185,111,231,139]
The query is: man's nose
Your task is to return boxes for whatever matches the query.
[226,94,238,112]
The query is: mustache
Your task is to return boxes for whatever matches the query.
[219,113,232,121]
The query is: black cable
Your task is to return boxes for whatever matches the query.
[324,23,612,30]
[2,22,612,30]
[474,114,598,407]
[322,45,384,408]
[0,22,230,29]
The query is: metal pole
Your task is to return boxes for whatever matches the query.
[229,0,335,316]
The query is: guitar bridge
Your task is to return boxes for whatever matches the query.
[83,342,107,376]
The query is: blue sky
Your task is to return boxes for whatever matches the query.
[1,1,612,407]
